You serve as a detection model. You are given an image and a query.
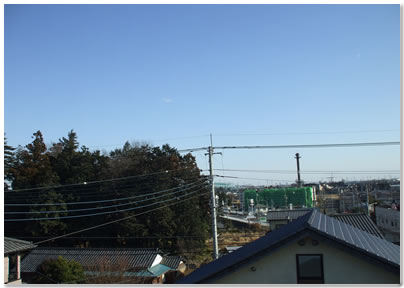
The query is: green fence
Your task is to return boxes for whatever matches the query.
[244,187,313,209]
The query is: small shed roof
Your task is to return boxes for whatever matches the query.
[225,246,242,253]
[5,237,36,255]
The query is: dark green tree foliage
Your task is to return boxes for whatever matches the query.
[83,142,210,251]
[50,130,84,184]
[9,131,59,189]
[4,135,15,190]
[5,131,64,238]
[5,130,211,254]
[28,190,68,238]
[4,136,15,174]
[33,256,85,284]
[49,130,109,185]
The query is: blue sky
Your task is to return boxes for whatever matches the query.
[4,4,400,184]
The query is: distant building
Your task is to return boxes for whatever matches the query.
[177,209,399,284]
[321,194,340,214]
[244,187,314,210]
[375,206,400,245]
[265,208,311,230]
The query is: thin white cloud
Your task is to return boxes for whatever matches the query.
[162,97,173,103]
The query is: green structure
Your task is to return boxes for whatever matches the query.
[244,187,313,209]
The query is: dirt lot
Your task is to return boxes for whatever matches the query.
[216,230,267,248]
[181,223,269,272]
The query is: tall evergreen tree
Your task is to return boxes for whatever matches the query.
[5,131,62,238]
[9,131,58,189]
[50,130,109,185]
[4,135,15,190]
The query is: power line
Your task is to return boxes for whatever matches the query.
[177,141,399,153]
[5,187,209,221]
[178,147,209,153]
[8,236,206,239]
[5,181,208,214]
[7,167,197,193]
[213,129,399,137]
[12,191,210,250]
[5,179,207,207]
[5,175,208,203]
[211,168,400,175]
[213,141,400,150]
[78,130,398,150]
[5,180,205,206]
[214,174,296,183]
[88,134,210,149]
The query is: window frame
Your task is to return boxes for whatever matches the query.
[296,254,324,284]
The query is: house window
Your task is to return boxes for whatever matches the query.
[296,254,324,284]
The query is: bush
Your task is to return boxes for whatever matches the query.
[34,256,85,284]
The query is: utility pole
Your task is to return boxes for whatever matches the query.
[295,153,302,187]
[206,134,220,260]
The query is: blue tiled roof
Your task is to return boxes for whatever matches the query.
[177,209,400,284]
[148,264,172,277]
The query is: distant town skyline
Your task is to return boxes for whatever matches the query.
[5,4,400,185]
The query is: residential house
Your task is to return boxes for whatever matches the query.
[265,208,311,230]
[4,237,36,284]
[177,209,399,284]
[21,247,185,284]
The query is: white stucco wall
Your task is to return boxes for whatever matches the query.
[4,256,9,284]
[7,279,22,285]
[206,235,399,284]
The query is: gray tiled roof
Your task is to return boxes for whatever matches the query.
[330,213,384,239]
[177,209,400,284]
[21,247,161,273]
[308,210,399,265]
[266,208,311,221]
[5,237,36,255]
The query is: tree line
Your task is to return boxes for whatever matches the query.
[4,130,211,253]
